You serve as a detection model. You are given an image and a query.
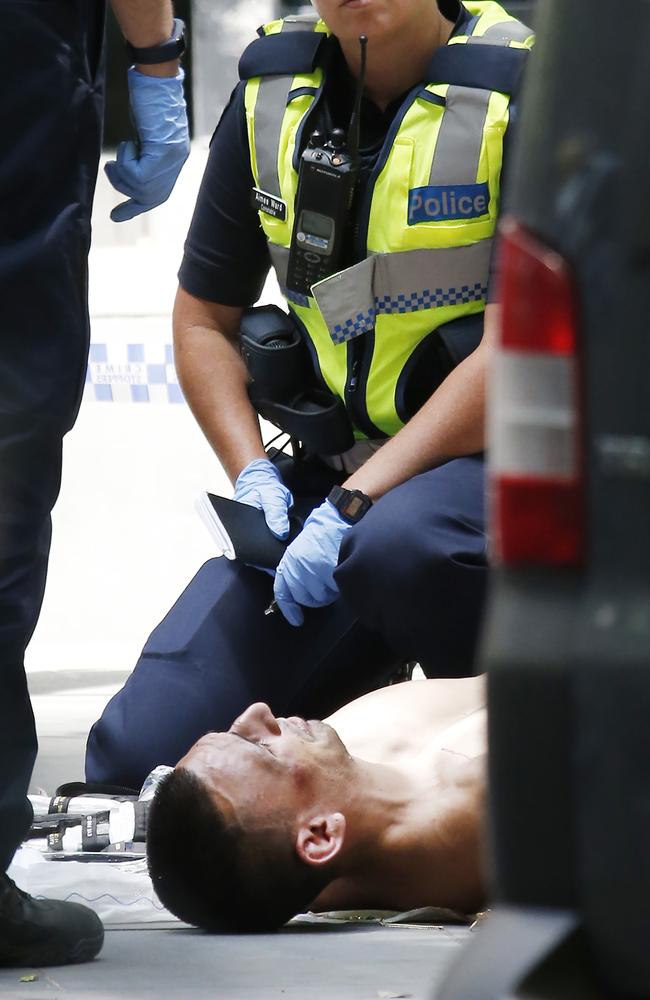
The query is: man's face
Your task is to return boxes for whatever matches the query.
[311,0,434,47]
[177,703,351,829]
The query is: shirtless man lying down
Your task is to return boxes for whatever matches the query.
[147,676,487,931]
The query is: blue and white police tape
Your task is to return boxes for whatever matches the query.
[85,343,184,404]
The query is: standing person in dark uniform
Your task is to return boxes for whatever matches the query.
[86,1,533,790]
[0,0,189,967]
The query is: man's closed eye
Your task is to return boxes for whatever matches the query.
[231,731,275,756]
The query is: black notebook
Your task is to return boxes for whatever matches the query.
[195,492,301,570]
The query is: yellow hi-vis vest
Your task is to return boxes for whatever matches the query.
[241,2,533,439]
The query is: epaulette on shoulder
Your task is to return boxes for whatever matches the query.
[239,28,327,81]
[426,42,530,97]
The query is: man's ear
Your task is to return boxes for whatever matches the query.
[295,812,346,867]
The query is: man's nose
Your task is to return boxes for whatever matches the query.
[231,702,282,739]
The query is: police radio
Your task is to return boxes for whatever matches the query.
[286,35,368,298]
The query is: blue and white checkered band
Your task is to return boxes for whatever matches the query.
[329,282,487,345]
[85,343,185,404]
[284,288,311,308]
[329,308,377,345]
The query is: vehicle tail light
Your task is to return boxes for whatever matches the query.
[490,218,584,566]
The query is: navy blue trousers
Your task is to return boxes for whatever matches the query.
[0,0,104,871]
[86,454,487,790]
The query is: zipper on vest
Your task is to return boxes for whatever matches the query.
[341,214,378,433]
[344,345,363,428]
[348,357,360,393]
[341,88,420,441]
[344,337,385,439]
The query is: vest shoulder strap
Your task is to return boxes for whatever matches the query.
[240,15,529,87]
[426,43,529,97]
[239,25,327,81]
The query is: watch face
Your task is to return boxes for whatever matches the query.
[345,496,366,519]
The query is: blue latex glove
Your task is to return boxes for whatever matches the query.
[233,458,294,540]
[273,499,353,626]
[105,68,190,222]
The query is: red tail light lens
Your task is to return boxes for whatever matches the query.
[491,219,584,567]
[499,220,578,356]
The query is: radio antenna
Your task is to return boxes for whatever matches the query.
[347,35,368,169]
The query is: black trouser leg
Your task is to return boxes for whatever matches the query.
[335,455,487,676]
[0,0,104,870]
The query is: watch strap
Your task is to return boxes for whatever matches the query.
[126,18,186,66]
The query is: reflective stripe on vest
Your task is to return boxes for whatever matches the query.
[252,17,321,199]
[311,242,492,344]
[245,2,533,437]
[459,1,534,45]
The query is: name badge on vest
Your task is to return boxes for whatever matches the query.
[252,187,287,222]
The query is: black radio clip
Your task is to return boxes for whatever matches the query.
[286,35,368,297]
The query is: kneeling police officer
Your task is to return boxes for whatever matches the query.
[86,0,534,788]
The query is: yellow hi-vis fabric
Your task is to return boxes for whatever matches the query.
[245,3,534,438]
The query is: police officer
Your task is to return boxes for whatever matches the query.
[0,0,189,967]
[86,1,533,788]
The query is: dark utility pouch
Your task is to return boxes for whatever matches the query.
[240,305,309,400]
[241,305,355,456]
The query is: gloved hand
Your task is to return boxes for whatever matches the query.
[105,67,190,222]
[233,458,294,540]
[273,499,353,626]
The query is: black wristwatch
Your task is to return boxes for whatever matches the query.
[327,485,373,524]
[125,18,186,66]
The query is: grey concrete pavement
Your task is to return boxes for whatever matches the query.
[0,922,469,999]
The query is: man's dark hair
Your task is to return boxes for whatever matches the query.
[146,768,330,932]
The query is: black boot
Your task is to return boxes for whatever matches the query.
[0,873,104,967]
